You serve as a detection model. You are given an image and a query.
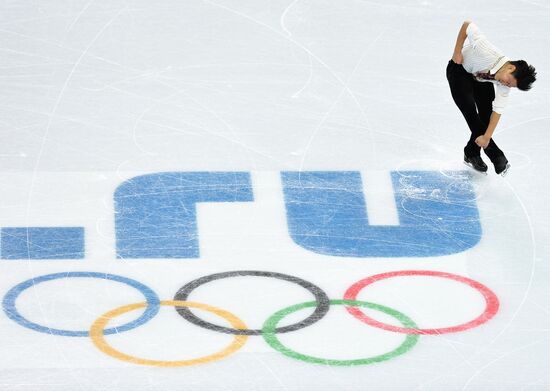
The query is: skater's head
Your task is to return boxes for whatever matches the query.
[497,60,537,90]
[510,60,537,91]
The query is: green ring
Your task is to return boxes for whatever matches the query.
[262,299,419,366]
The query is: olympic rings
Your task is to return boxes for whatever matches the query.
[2,272,160,337]
[262,299,419,366]
[173,271,330,335]
[343,270,500,334]
[90,300,248,367]
[1,269,500,366]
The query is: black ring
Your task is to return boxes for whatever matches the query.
[173,270,330,335]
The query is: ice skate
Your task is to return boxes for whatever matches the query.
[494,156,511,176]
[464,154,488,175]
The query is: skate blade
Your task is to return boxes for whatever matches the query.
[499,163,511,177]
[463,161,488,175]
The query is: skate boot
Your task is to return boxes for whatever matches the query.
[494,156,510,176]
[464,154,488,174]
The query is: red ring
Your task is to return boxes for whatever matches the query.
[343,270,499,335]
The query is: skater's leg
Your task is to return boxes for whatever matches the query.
[473,80,506,163]
[446,60,486,157]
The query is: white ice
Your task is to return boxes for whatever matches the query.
[1,1,550,390]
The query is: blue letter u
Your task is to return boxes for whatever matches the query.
[281,171,481,257]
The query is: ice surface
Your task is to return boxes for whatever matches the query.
[1,0,549,390]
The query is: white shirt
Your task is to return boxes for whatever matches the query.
[461,23,510,114]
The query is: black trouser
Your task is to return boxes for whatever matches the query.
[446,60,505,162]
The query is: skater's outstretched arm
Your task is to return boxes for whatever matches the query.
[452,21,471,64]
[475,111,501,148]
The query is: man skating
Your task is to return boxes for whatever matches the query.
[447,21,537,176]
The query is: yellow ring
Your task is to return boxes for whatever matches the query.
[89,300,248,367]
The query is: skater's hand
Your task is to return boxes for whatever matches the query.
[452,51,463,64]
[475,135,490,148]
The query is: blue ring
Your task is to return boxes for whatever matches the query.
[2,272,160,337]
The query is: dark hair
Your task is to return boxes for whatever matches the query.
[510,60,537,91]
